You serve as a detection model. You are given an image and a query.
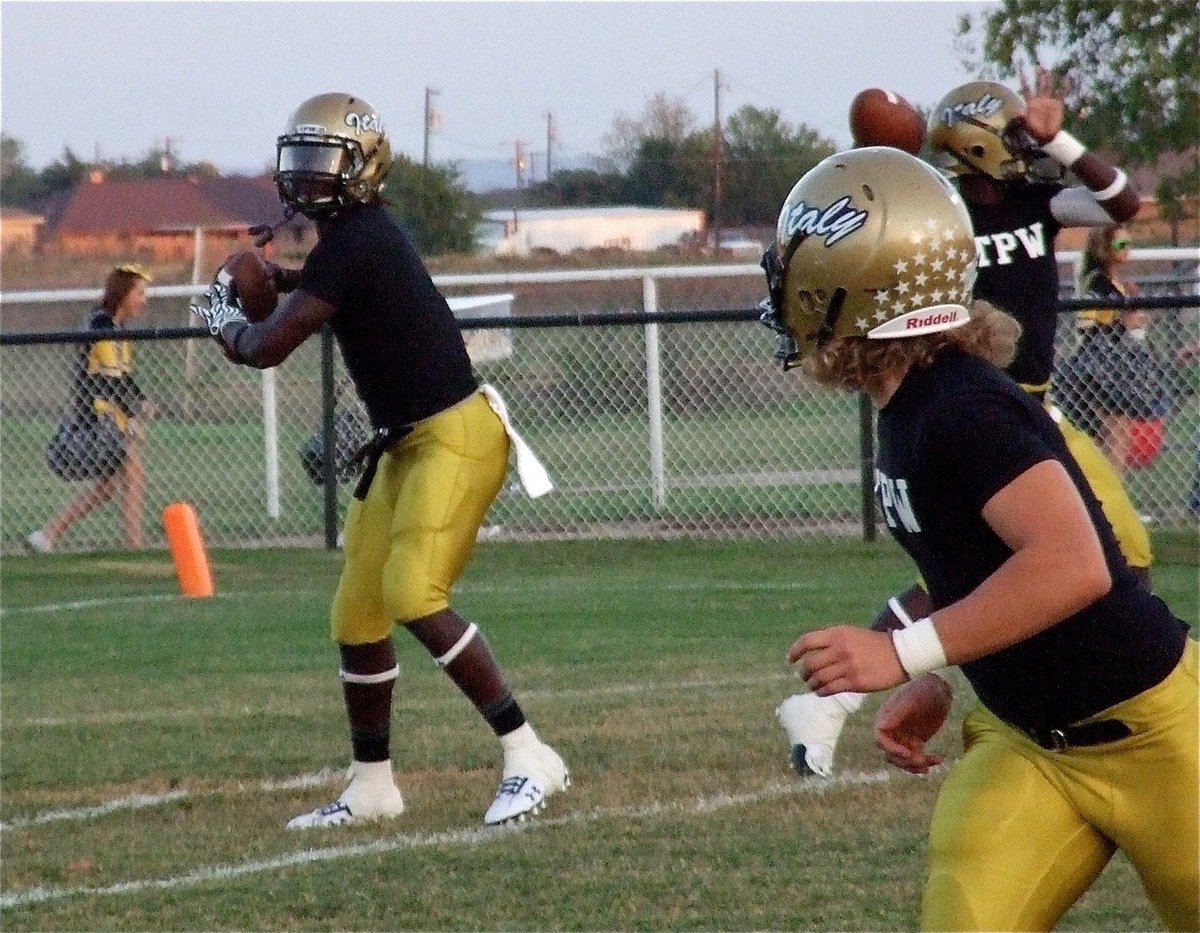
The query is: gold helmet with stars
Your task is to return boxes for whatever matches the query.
[759,147,977,369]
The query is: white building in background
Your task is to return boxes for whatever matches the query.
[477,206,705,257]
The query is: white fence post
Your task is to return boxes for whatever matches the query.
[262,368,280,519]
[643,275,666,511]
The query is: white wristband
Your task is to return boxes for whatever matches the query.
[1041,130,1087,166]
[890,617,948,680]
[1092,168,1128,202]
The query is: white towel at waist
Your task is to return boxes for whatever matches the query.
[479,384,554,498]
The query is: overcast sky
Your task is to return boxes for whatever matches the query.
[2,1,999,177]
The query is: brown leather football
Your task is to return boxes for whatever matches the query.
[848,88,926,155]
[219,250,278,322]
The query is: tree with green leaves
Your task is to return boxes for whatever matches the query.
[527,167,627,207]
[595,97,835,227]
[384,155,482,256]
[957,1,1198,238]
[600,93,697,173]
[1,133,44,205]
[722,105,836,226]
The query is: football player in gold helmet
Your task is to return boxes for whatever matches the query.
[191,93,568,829]
[776,67,1155,781]
[765,147,1197,932]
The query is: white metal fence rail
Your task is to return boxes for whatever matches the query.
[2,253,1197,555]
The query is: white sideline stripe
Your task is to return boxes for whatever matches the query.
[0,591,292,618]
[0,770,344,831]
[13,672,795,729]
[0,580,816,618]
[0,593,229,617]
[0,769,895,910]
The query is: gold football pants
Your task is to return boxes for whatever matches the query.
[331,391,509,644]
[922,640,1198,932]
[1052,405,1153,570]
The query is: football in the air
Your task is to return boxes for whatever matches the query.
[848,88,926,155]
[218,250,278,322]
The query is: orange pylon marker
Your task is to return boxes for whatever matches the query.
[163,501,215,598]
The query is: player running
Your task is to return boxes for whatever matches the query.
[761,146,1197,931]
[778,68,1154,778]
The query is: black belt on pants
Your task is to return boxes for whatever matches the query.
[1023,719,1131,751]
[351,425,413,501]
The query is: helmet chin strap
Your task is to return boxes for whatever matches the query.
[249,206,297,248]
[814,288,848,349]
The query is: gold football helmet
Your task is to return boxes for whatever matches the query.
[275,93,392,216]
[760,147,977,369]
[927,81,1038,180]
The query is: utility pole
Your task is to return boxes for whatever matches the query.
[423,87,441,167]
[545,111,556,181]
[513,139,528,189]
[711,68,723,253]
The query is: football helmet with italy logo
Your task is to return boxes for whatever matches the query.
[927,81,1032,180]
[760,147,977,369]
[275,93,392,218]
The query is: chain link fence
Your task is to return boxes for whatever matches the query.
[2,255,1197,555]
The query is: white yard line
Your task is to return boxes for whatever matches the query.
[0,769,897,910]
[0,579,817,618]
[10,672,795,729]
[0,770,346,831]
[4,673,799,827]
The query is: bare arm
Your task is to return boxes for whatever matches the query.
[928,459,1112,664]
[1019,66,1140,223]
[790,459,1112,694]
[224,289,336,370]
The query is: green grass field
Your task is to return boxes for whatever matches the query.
[1,537,1196,931]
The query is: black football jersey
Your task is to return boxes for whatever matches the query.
[875,349,1188,730]
[298,204,478,428]
[966,182,1064,387]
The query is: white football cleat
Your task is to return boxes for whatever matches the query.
[776,692,850,778]
[286,760,405,830]
[483,742,570,826]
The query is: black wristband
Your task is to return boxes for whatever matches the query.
[226,322,252,365]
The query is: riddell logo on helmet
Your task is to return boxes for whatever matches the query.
[867,304,970,339]
[906,309,960,329]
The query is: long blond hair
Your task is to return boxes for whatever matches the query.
[801,301,1021,395]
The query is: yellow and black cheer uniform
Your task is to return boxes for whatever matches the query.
[875,348,1196,931]
[966,183,1152,570]
[1076,267,1124,332]
[74,307,145,432]
[297,203,507,644]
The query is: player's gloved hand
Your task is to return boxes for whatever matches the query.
[190,280,248,336]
